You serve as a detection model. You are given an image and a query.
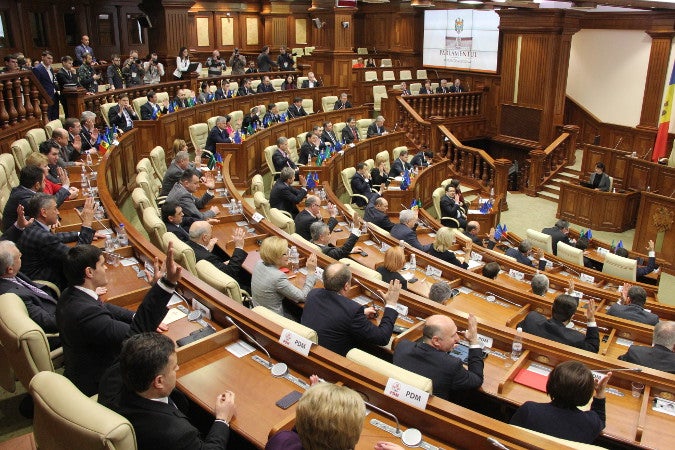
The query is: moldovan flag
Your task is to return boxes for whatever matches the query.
[653,59,675,162]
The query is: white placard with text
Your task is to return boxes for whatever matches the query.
[279,329,313,356]
[384,378,429,409]
[508,269,524,281]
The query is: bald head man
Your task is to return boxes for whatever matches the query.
[394,314,484,403]
[619,321,675,373]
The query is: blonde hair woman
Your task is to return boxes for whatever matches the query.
[251,236,318,318]
[428,227,468,269]
[376,246,408,291]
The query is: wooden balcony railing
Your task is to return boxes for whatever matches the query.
[0,71,52,127]
[523,124,579,197]
[440,124,510,211]
[403,90,485,119]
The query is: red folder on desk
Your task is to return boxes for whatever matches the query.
[514,367,549,392]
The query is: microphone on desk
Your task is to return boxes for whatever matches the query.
[487,437,510,450]
[558,262,581,278]
[225,316,289,377]
[238,205,257,234]
[353,277,386,306]
[363,401,424,447]
[485,291,522,308]
[366,225,384,249]
[569,317,608,332]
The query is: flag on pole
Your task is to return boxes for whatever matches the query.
[400,169,411,190]
[653,59,675,162]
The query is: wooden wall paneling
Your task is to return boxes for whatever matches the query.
[517,35,548,107]
[624,160,652,191]
[638,29,675,130]
[241,14,262,51]
[192,12,214,51]
[633,192,675,265]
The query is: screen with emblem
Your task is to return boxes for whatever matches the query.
[423,10,500,73]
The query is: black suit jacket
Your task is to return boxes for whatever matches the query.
[301,288,398,356]
[363,194,395,232]
[333,100,352,110]
[186,241,248,288]
[409,153,429,168]
[394,340,483,402]
[463,230,496,250]
[0,275,58,333]
[294,209,337,241]
[341,126,359,144]
[160,162,184,197]
[205,126,231,152]
[237,86,254,96]
[366,123,386,138]
[33,64,58,98]
[607,303,659,326]
[56,283,173,396]
[108,105,138,132]
[389,158,411,178]
[518,312,599,353]
[439,195,466,228]
[257,83,275,93]
[318,232,359,260]
[619,344,675,374]
[505,247,534,267]
[390,224,431,252]
[540,226,572,256]
[321,130,339,146]
[140,102,167,120]
[2,186,37,232]
[287,104,307,118]
[166,222,191,242]
[436,86,451,94]
[350,173,374,207]
[242,115,261,132]
[298,141,319,165]
[428,248,468,269]
[80,127,97,151]
[637,255,658,279]
[301,80,321,89]
[17,222,94,290]
[56,67,76,90]
[114,387,230,450]
[269,180,307,218]
[271,149,297,173]
[419,87,433,94]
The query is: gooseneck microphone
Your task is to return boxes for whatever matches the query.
[226,316,288,377]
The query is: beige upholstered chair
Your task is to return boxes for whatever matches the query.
[512,426,606,450]
[301,98,314,114]
[188,123,208,152]
[207,116,218,131]
[162,232,197,275]
[602,253,637,282]
[131,187,154,217]
[44,119,63,138]
[276,101,289,114]
[264,145,281,181]
[141,206,167,251]
[357,47,369,55]
[0,153,19,187]
[196,260,247,304]
[382,70,395,81]
[356,119,372,140]
[380,58,393,67]
[416,69,428,79]
[0,293,62,392]
[136,157,156,178]
[341,167,368,208]
[270,209,295,234]
[409,82,421,95]
[432,187,460,228]
[373,85,388,114]
[375,150,390,172]
[339,258,382,281]
[399,70,412,80]
[136,167,162,202]
[526,229,553,254]
[254,191,272,218]
[149,146,167,179]
[156,92,170,104]
[228,82,239,94]
[363,158,375,173]
[229,110,243,127]
[556,242,584,267]
[100,103,117,127]
[346,349,433,393]
[608,176,614,192]
[132,96,148,118]
[333,122,346,138]
[26,128,47,153]
[368,221,390,237]
[296,76,308,88]
[252,306,318,343]
[364,71,378,82]
[251,174,265,196]
[292,47,304,57]
[271,78,284,91]
[250,79,261,91]
[304,46,315,55]
[287,138,299,164]
[30,371,137,450]
[392,146,408,161]
[0,171,12,223]
[11,138,33,171]
[321,95,338,112]
[291,233,321,252]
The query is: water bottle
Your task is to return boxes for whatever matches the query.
[81,166,90,196]
[490,187,495,201]
[117,224,129,246]
[229,199,236,214]
[289,246,299,273]
[105,236,114,253]
[361,220,368,234]
[85,150,93,166]
[237,200,243,214]
[511,327,523,361]
[216,169,223,182]
[409,254,417,271]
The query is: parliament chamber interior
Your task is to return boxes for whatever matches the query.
[0,0,675,449]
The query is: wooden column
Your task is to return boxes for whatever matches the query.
[139,0,195,65]
[525,148,546,197]
[493,158,511,211]
[637,28,675,130]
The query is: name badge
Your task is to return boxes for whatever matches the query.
[384,378,429,409]
[597,247,609,255]
[279,329,312,356]
[508,269,524,281]
[252,212,264,222]
[580,273,595,283]
[477,334,493,348]
[470,251,482,261]
[425,265,442,278]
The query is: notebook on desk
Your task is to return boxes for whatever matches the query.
[514,362,551,392]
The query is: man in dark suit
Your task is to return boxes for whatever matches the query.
[269,167,308,218]
[166,168,220,223]
[2,166,54,232]
[321,121,339,147]
[287,97,308,118]
[108,93,138,132]
[17,194,99,290]
[619,321,675,374]
[364,194,395,232]
[310,218,363,261]
[394,314,483,403]
[366,116,388,138]
[410,150,432,168]
[0,240,59,337]
[607,284,659,326]
[301,263,400,356]
[173,89,190,108]
[436,79,451,94]
[52,127,82,168]
[262,103,281,126]
[505,240,544,267]
[271,137,299,176]
[57,243,182,397]
[464,221,497,249]
[419,80,433,95]
[449,78,465,93]
[294,195,338,241]
[439,184,467,229]
[257,75,275,93]
[161,201,191,242]
[186,222,250,291]
[205,116,232,152]
[334,93,352,110]
[140,90,169,120]
[341,117,360,144]
[236,78,254,96]
[518,295,599,353]
[300,72,321,88]
[616,239,659,280]
[389,150,411,178]
[390,209,431,252]
[350,162,376,207]
[32,50,59,120]
[104,332,235,448]
[160,151,192,197]
[56,56,77,116]
[541,219,573,256]
[299,133,321,165]
[241,107,262,133]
